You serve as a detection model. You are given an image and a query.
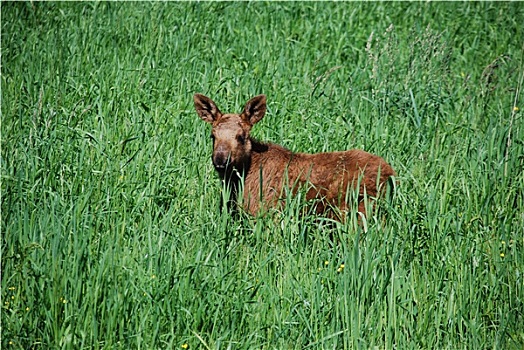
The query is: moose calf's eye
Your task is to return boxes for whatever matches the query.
[236,134,245,144]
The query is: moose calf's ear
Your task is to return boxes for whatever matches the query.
[242,95,267,125]
[194,94,222,123]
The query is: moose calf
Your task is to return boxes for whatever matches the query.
[194,94,395,220]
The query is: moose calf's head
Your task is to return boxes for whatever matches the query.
[194,94,266,177]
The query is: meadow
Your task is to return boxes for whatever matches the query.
[1,1,523,349]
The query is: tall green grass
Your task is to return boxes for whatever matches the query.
[2,2,523,349]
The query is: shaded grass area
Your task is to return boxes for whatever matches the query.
[2,2,523,349]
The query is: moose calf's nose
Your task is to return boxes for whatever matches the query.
[213,153,229,169]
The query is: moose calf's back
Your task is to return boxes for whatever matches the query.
[194,93,395,219]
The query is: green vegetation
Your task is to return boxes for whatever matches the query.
[2,2,523,349]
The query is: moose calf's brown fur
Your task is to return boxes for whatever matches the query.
[194,93,395,220]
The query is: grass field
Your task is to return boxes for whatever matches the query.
[2,1,524,349]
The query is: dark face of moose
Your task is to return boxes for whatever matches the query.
[194,94,267,177]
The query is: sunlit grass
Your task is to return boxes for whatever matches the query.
[2,1,523,349]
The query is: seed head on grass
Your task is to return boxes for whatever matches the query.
[337,264,345,273]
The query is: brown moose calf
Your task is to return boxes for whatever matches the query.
[194,93,395,220]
